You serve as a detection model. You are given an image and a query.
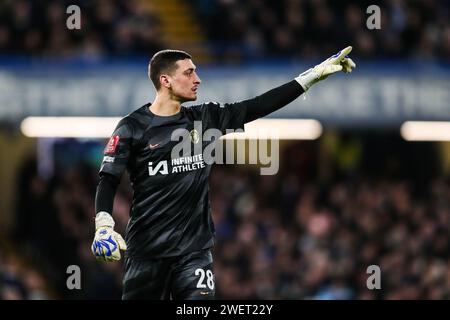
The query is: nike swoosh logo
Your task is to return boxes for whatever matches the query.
[149,143,160,149]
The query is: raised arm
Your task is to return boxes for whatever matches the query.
[243,46,356,123]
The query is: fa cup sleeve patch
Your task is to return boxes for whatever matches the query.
[104,135,120,154]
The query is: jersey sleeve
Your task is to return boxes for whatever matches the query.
[202,101,248,134]
[99,118,133,179]
[201,80,304,133]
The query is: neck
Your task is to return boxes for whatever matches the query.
[150,91,182,116]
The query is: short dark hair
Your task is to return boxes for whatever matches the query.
[148,49,192,90]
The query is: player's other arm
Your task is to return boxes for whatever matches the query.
[242,46,356,123]
[92,173,127,262]
[91,119,132,261]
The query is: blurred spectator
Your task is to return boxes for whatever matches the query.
[0,249,52,299]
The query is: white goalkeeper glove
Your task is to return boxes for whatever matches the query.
[295,46,356,92]
[91,211,127,261]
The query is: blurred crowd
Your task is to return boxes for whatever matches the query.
[0,0,164,58]
[2,140,450,300]
[196,0,450,61]
[0,0,449,61]
[0,245,51,300]
[1,157,128,299]
[211,168,450,299]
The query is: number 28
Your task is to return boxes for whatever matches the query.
[195,268,214,290]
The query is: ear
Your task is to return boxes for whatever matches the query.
[160,75,171,89]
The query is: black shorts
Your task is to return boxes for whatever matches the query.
[122,249,215,300]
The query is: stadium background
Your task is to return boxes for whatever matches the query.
[1,0,450,300]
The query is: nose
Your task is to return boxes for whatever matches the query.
[194,72,201,84]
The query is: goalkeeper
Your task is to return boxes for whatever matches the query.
[92,47,356,299]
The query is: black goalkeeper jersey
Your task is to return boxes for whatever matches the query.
[99,102,248,259]
[96,80,304,260]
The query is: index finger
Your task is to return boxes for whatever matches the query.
[337,46,352,60]
[329,46,353,64]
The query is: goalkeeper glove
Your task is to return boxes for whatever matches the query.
[295,46,356,92]
[91,211,127,261]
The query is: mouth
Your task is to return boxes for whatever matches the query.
[191,87,198,93]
